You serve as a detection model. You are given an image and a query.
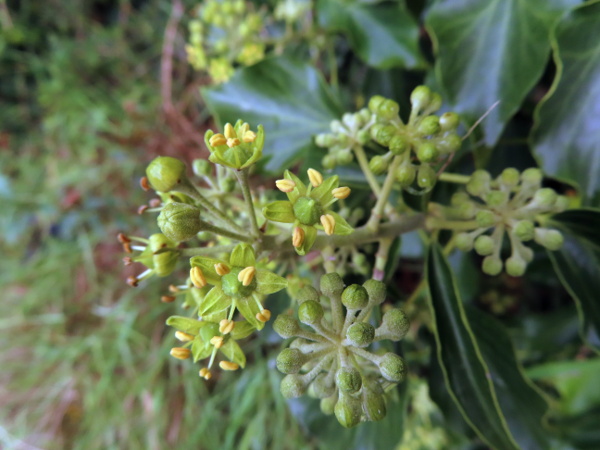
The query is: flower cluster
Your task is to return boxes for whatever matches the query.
[273,273,409,428]
[204,120,264,170]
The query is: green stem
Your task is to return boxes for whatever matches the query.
[198,220,254,243]
[372,238,393,281]
[438,172,471,184]
[426,218,479,231]
[352,144,382,196]
[366,155,403,231]
[181,245,237,257]
[235,168,260,239]
[327,38,338,90]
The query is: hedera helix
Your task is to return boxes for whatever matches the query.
[120,86,570,428]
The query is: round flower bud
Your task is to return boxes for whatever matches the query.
[362,385,387,421]
[476,210,497,228]
[466,170,491,197]
[276,348,305,374]
[356,129,370,145]
[554,195,570,213]
[436,134,462,154]
[320,396,337,415]
[315,133,337,148]
[380,309,409,341]
[482,256,503,276]
[273,314,300,338]
[395,164,416,187]
[389,135,409,155]
[369,123,385,141]
[296,285,320,303]
[369,155,390,175]
[280,374,307,399]
[362,279,386,305]
[322,154,336,170]
[499,168,520,187]
[417,116,441,136]
[378,353,406,382]
[335,393,362,428]
[157,202,203,242]
[293,196,323,226]
[506,256,527,277]
[474,235,495,256]
[375,125,397,147]
[311,373,336,399]
[521,168,543,186]
[485,190,509,208]
[220,177,236,193]
[337,148,354,165]
[149,234,178,277]
[330,120,345,134]
[428,93,442,112]
[346,322,375,347]
[534,228,564,251]
[377,99,400,121]
[417,164,436,189]
[410,85,432,111]
[146,156,187,192]
[192,159,212,177]
[533,188,557,208]
[341,284,369,310]
[368,95,386,114]
[455,232,474,251]
[416,142,439,163]
[336,367,363,393]
[298,300,324,325]
[513,220,535,241]
[439,112,460,131]
[320,273,345,299]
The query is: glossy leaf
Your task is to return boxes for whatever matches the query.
[531,2,600,205]
[550,209,600,251]
[426,243,518,450]
[202,57,343,173]
[426,0,578,146]
[317,0,423,69]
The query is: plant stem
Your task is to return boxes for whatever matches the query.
[181,245,237,257]
[366,155,403,231]
[438,172,471,184]
[352,144,382,196]
[372,238,393,281]
[235,168,260,239]
[198,220,254,243]
[425,218,479,231]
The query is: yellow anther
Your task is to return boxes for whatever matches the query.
[214,263,230,276]
[243,130,256,143]
[226,137,241,148]
[219,361,240,371]
[209,133,227,147]
[239,122,250,135]
[237,266,256,286]
[175,331,194,342]
[320,214,336,235]
[190,266,207,288]
[219,319,235,334]
[170,347,191,360]
[275,179,296,193]
[256,309,272,323]
[224,123,236,139]
[210,336,224,349]
[332,186,351,199]
[307,168,323,187]
[199,368,212,380]
[292,227,305,248]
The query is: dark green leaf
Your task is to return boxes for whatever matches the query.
[550,208,600,251]
[531,2,600,205]
[426,243,518,449]
[202,56,343,173]
[317,0,423,69]
[426,0,578,146]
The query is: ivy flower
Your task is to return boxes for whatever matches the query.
[204,120,264,169]
[189,243,287,329]
[262,169,353,255]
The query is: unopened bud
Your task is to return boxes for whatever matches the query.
[417,115,440,136]
[439,112,460,131]
[513,220,534,241]
[296,285,320,303]
[455,233,474,251]
[416,142,439,163]
[521,168,543,186]
[534,228,564,251]
[378,353,406,382]
[417,164,436,189]
[273,314,300,338]
[410,85,432,111]
[276,348,305,374]
[506,255,527,277]
[341,284,369,310]
[362,384,387,421]
[482,256,503,276]
[336,367,363,393]
[369,155,390,175]
[157,202,203,242]
[396,164,416,187]
[335,393,363,428]
[499,168,520,187]
[476,210,497,228]
[368,95,386,113]
[280,374,306,399]
[320,273,345,298]
[474,235,495,256]
[363,279,386,305]
[380,309,409,340]
[377,99,400,120]
[192,159,211,177]
[389,135,409,155]
[533,188,557,208]
[346,322,375,347]
[485,191,508,207]
[298,300,324,325]
[146,156,187,193]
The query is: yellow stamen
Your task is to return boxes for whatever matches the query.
[224,123,236,139]
[210,336,224,349]
[219,361,240,371]
[199,368,212,380]
[239,122,250,135]
[256,309,272,323]
[214,263,230,276]
[190,266,207,288]
[320,214,336,235]
[292,227,305,248]
[175,331,194,342]
[226,137,240,148]
[307,168,323,187]
[170,347,191,360]
[209,133,227,147]
[238,266,256,286]
[332,186,351,199]
[275,179,296,193]
[243,130,256,143]
[219,319,235,334]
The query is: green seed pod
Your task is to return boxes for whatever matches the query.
[296,285,320,303]
[315,133,337,148]
[474,235,495,256]
[439,112,460,131]
[298,300,324,325]
[482,256,503,276]
[346,322,375,347]
[521,168,543,186]
[336,367,363,393]
[389,135,409,155]
[363,279,386,305]
[476,210,497,228]
[192,159,212,177]
[417,116,441,136]
[320,273,345,299]
[146,156,187,192]
[513,220,535,241]
[455,232,474,251]
[157,202,203,242]
[369,155,390,175]
[337,148,354,165]
[293,197,323,226]
[368,95,386,114]
[280,374,307,399]
[485,190,509,208]
[276,348,305,374]
[341,284,369,310]
[312,373,336,399]
[534,228,564,251]
[335,393,363,428]
[410,85,432,111]
[320,395,337,415]
[506,255,527,277]
[377,99,400,121]
[378,353,406,382]
[416,142,439,163]
[380,309,409,341]
[436,134,462,154]
[362,385,387,421]
[499,168,520,187]
[533,188,557,208]
[273,314,300,338]
[417,164,437,189]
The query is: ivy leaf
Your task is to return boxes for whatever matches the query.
[426,0,579,146]
[426,243,519,450]
[531,2,600,205]
[550,208,600,251]
[317,0,423,69]
[202,56,343,173]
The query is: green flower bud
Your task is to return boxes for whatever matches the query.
[417,164,437,189]
[296,285,320,303]
[439,112,460,131]
[513,220,535,241]
[380,309,409,341]
[506,255,527,277]
[276,348,305,374]
[335,393,362,428]
[330,120,345,134]
[369,155,390,175]
[534,228,564,251]
[377,99,400,121]
[320,395,337,415]
[322,154,336,170]
[320,273,345,299]
[416,142,439,163]
[362,385,387,421]
[378,353,406,382]
[521,168,542,186]
[336,367,363,393]
[428,93,442,113]
[375,125,397,147]
[482,256,503,276]
[293,196,323,226]
[146,156,187,192]
[554,195,570,213]
[369,123,385,141]
[417,116,441,136]
[148,233,178,277]
[346,322,375,347]
[192,159,212,177]
[451,192,471,206]
[356,129,370,145]
[341,284,369,310]
[476,210,497,228]
[395,164,416,188]
[474,235,495,256]
[368,95,386,114]
[436,134,462,153]
[455,232,474,251]
[157,202,203,242]
[533,188,557,208]
[485,190,509,208]
[337,148,354,165]
[363,279,386,305]
[466,170,491,197]
[280,374,306,399]
[312,373,336,399]
[389,135,409,155]
[499,168,520,187]
[315,133,337,147]
[273,314,300,338]
[298,300,324,325]
[410,85,432,111]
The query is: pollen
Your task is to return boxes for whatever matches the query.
[332,187,351,199]
[219,361,240,371]
[292,227,305,248]
[256,309,272,323]
[243,130,256,143]
[214,263,230,276]
[209,133,227,147]
[238,266,256,286]
[226,138,241,148]
[307,168,324,187]
[320,214,336,235]
[175,331,195,342]
[190,266,207,288]
[276,179,296,193]
[224,123,236,139]
[219,319,235,334]
[170,347,191,360]
[210,336,224,349]
[199,368,212,380]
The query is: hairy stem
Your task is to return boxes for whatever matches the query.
[235,168,260,239]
